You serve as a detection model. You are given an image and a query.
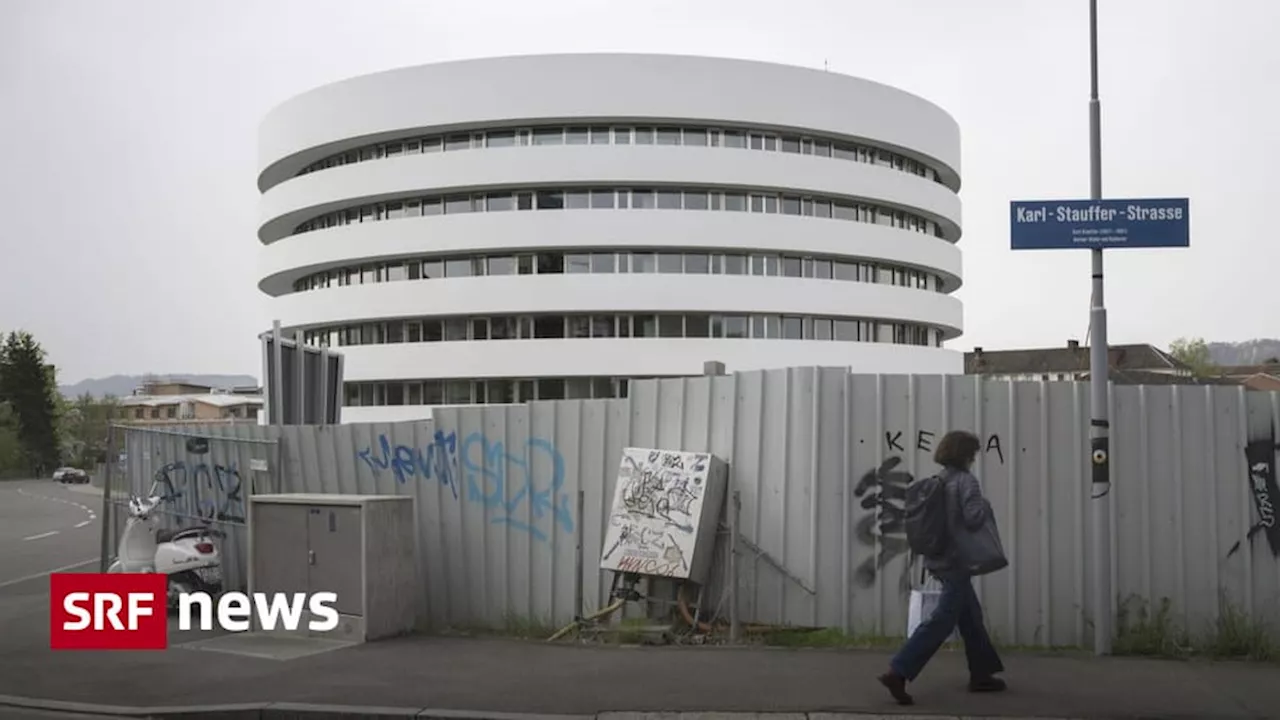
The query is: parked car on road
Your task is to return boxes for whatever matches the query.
[55,467,89,484]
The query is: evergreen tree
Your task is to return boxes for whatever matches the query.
[0,331,61,474]
[0,401,22,478]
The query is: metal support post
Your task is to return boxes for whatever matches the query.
[1088,0,1113,656]
[271,320,284,425]
[728,489,740,643]
[574,490,585,624]
[99,425,116,572]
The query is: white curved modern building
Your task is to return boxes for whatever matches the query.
[257,54,965,423]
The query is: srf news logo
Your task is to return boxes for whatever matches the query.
[49,573,339,650]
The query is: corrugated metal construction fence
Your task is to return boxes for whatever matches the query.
[101,426,282,594]
[105,369,1280,648]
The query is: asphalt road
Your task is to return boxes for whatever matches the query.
[0,479,102,590]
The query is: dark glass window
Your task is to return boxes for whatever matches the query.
[536,191,564,210]
[444,195,472,214]
[782,316,804,339]
[657,253,683,273]
[534,316,564,338]
[630,253,656,273]
[537,253,564,274]
[532,128,563,145]
[488,256,515,275]
[656,191,682,209]
[634,315,658,337]
[591,253,616,273]
[685,314,711,337]
[490,316,518,340]
[567,315,591,338]
[684,254,710,274]
[658,315,683,337]
[592,316,615,337]
[445,259,471,277]
[487,131,516,147]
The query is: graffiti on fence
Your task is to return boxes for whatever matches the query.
[152,460,244,523]
[357,430,460,499]
[356,431,574,542]
[600,449,707,578]
[1227,430,1280,559]
[883,429,1005,465]
[460,433,574,542]
[852,455,913,591]
[850,429,1004,591]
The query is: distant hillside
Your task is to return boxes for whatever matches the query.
[59,374,258,399]
[1206,340,1280,367]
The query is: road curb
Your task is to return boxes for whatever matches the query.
[0,697,1093,720]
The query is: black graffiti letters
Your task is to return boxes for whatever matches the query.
[851,456,914,589]
[882,430,1004,465]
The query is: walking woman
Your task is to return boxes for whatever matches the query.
[878,430,1007,705]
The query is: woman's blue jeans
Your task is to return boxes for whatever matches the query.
[890,570,1004,681]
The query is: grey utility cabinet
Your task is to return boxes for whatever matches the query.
[247,493,418,643]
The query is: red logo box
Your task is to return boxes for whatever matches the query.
[49,573,168,650]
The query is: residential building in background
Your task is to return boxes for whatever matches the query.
[117,378,263,425]
[256,54,965,422]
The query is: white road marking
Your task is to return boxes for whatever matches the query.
[0,558,100,590]
[22,531,59,541]
[14,486,97,532]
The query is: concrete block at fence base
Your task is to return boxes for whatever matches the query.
[263,702,423,719]
[124,702,267,718]
[418,712,592,720]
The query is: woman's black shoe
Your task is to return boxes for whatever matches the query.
[968,675,1007,692]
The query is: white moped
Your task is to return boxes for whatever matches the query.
[107,489,224,609]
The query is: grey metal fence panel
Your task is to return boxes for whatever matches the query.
[124,370,1280,647]
[107,424,278,595]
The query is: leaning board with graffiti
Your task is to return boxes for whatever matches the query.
[599,447,728,584]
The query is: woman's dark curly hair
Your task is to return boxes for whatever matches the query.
[934,430,981,470]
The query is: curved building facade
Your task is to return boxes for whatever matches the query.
[257,54,966,422]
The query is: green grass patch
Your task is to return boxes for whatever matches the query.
[1113,594,1278,662]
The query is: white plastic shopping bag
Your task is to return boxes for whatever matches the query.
[906,564,957,640]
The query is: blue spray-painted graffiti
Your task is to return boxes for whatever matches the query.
[460,434,574,542]
[357,431,574,542]
[153,460,244,523]
[357,430,459,499]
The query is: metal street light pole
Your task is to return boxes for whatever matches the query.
[1088,0,1113,656]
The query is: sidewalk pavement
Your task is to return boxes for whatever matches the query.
[1,630,1278,720]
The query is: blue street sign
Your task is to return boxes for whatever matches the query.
[1010,198,1189,250]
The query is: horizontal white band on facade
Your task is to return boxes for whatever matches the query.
[267,273,964,337]
[331,339,964,383]
[256,145,961,243]
[258,54,960,192]
[257,211,963,296]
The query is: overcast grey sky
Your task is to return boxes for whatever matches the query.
[2,0,1275,385]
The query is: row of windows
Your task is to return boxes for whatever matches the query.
[289,249,944,294]
[291,187,942,238]
[295,124,944,186]
[302,313,940,348]
[344,375,650,407]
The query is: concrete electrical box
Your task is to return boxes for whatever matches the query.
[599,448,728,584]
[248,493,418,643]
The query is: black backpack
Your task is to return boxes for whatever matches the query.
[904,472,952,558]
